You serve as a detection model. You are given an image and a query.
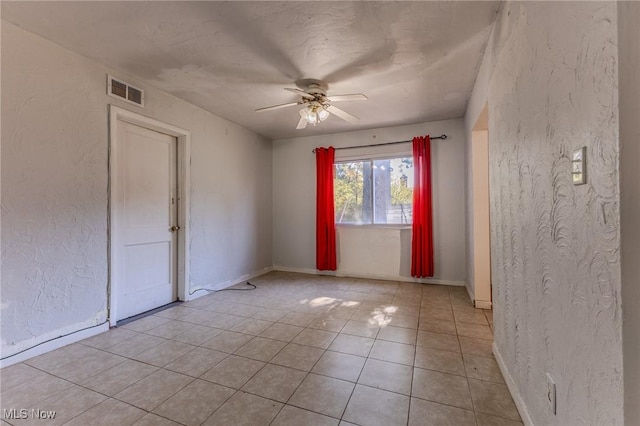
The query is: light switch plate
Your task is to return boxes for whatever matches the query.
[572,147,586,185]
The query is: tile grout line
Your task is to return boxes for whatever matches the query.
[3,273,518,426]
[452,287,481,426]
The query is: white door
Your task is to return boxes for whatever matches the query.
[115,121,178,321]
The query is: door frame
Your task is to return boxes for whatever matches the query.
[108,105,191,326]
[470,103,492,309]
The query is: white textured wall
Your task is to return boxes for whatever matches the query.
[466,2,623,424]
[272,119,466,284]
[618,2,640,424]
[1,22,272,358]
[336,227,404,280]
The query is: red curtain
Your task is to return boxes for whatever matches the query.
[411,136,434,277]
[315,147,337,270]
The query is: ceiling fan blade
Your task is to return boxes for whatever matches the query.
[326,94,368,102]
[326,105,359,124]
[255,102,299,112]
[296,116,308,129]
[285,87,315,100]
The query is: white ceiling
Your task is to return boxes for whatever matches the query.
[2,1,501,140]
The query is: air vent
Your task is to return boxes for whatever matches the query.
[107,75,144,107]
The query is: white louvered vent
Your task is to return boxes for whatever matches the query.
[107,75,144,107]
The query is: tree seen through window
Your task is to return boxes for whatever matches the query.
[334,157,413,224]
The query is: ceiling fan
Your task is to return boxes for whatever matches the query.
[256,79,368,129]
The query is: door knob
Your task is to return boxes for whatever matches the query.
[170,225,180,232]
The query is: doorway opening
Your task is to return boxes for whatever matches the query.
[471,104,492,309]
[108,106,191,326]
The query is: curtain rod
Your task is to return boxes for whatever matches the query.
[312,134,447,153]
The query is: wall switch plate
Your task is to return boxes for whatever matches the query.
[572,147,586,185]
[546,372,557,414]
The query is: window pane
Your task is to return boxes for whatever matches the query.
[334,161,372,223]
[373,157,413,224]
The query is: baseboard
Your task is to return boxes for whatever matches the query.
[475,300,492,309]
[0,321,110,368]
[465,282,492,309]
[272,265,319,275]
[187,266,274,300]
[272,266,465,286]
[2,267,275,367]
[493,342,534,426]
[411,277,466,286]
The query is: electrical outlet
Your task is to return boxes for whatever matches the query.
[546,373,556,415]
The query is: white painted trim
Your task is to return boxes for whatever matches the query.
[176,132,191,306]
[108,105,191,326]
[273,265,321,275]
[187,266,274,301]
[272,266,466,286]
[466,281,493,309]
[475,300,493,310]
[493,342,534,426]
[0,322,109,368]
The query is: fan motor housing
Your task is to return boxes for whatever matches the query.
[304,85,326,99]
[296,78,328,94]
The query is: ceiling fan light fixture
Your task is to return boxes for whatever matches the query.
[300,105,329,126]
[259,81,366,129]
[318,108,330,121]
[299,107,312,123]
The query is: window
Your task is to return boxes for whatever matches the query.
[334,157,414,224]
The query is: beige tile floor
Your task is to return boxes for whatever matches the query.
[0,271,522,426]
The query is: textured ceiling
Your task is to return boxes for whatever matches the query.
[2,1,501,140]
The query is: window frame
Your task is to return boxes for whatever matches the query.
[333,154,414,227]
